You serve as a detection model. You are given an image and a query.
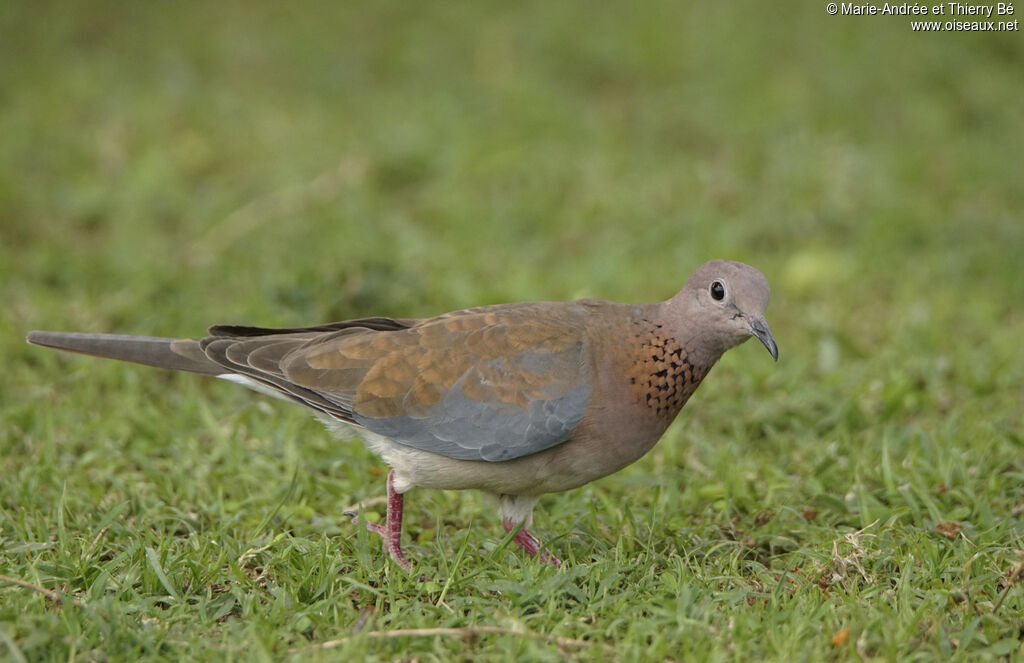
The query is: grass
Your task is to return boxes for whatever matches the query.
[1,1,1023,660]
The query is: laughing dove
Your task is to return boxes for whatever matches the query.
[27,259,777,569]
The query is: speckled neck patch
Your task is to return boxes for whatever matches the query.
[628,320,710,420]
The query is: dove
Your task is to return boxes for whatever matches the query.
[27,259,777,569]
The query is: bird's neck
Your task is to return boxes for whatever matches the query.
[623,306,717,424]
[651,297,730,368]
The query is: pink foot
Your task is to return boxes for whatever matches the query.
[348,471,412,570]
[502,519,561,567]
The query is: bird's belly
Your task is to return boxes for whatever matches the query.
[321,410,669,496]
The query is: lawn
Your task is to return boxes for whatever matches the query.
[1,1,1022,660]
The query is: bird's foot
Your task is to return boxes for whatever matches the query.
[502,519,561,567]
[345,471,412,571]
[362,520,411,571]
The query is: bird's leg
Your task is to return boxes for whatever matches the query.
[502,519,562,566]
[356,470,412,570]
[498,494,561,566]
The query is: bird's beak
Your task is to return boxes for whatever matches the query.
[749,318,778,362]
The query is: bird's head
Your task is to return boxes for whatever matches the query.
[675,260,778,362]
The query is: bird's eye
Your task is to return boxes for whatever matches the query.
[710,280,726,301]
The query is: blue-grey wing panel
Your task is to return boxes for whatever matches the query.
[353,376,590,462]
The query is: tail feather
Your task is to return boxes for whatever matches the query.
[26,331,222,376]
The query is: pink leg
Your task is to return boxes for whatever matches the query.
[502,519,561,567]
[355,471,412,570]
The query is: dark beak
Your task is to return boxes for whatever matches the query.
[749,318,778,362]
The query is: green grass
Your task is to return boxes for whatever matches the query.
[2,1,1023,660]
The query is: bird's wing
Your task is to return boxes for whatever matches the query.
[212,303,593,462]
[190,317,419,419]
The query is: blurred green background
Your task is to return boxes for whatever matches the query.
[2,1,1022,660]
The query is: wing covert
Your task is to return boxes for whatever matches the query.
[282,304,593,462]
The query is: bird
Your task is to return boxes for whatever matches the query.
[26,259,777,570]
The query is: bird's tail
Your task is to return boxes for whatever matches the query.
[26,331,223,376]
